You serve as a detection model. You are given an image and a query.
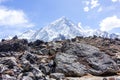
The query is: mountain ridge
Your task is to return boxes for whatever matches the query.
[17,17,120,42]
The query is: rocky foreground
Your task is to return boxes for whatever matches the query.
[0,36,120,80]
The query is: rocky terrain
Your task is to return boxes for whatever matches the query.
[0,36,120,80]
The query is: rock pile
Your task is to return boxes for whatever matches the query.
[0,36,120,80]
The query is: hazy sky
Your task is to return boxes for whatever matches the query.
[0,0,120,38]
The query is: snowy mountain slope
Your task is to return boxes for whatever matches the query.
[83,29,119,39]
[29,17,84,41]
[18,17,120,42]
[18,30,36,40]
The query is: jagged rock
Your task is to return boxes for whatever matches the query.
[57,42,119,76]
[28,40,44,49]
[17,73,23,80]
[25,52,38,64]
[39,63,51,75]
[39,59,56,75]
[12,35,18,40]
[0,39,28,52]
[21,62,33,72]
[31,66,45,79]
[55,52,87,77]
[21,71,44,80]
[49,49,56,56]
[0,64,8,73]
[0,37,120,79]
[30,50,43,55]
[50,73,65,80]
[41,48,49,55]
[0,57,17,69]
[2,74,16,80]
[32,40,44,46]
[0,52,13,57]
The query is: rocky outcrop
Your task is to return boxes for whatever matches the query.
[55,42,119,77]
[55,52,87,77]
[0,37,120,79]
[0,39,28,52]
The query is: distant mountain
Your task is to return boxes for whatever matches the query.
[19,30,36,40]
[18,17,120,42]
[83,29,120,39]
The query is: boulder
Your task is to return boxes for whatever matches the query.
[56,42,119,76]
[41,48,49,55]
[55,53,87,77]
[25,52,38,64]
[39,63,51,75]
[0,57,17,69]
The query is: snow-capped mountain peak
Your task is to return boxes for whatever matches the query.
[18,16,120,42]
[26,17,84,41]
[19,30,36,40]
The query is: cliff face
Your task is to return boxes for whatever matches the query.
[0,37,120,80]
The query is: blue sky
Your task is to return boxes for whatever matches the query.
[0,0,120,39]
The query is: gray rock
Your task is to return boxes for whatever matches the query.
[25,53,38,64]
[17,73,23,80]
[39,63,51,75]
[41,48,49,55]
[21,61,33,72]
[2,74,16,80]
[39,60,56,75]
[32,66,45,79]
[0,39,28,52]
[0,64,8,73]
[21,51,38,64]
[0,52,13,57]
[56,42,119,76]
[0,57,17,69]
[50,73,65,80]
[30,50,43,55]
[49,49,56,55]
[55,53,87,77]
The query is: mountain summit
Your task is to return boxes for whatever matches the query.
[19,17,84,41]
[19,17,120,42]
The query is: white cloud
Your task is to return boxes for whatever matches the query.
[84,7,89,12]
[0,7,34,28]
[0,0,34,39]
[111,0,120,2]
[100,16,120,31]
[83,0,100,12]
[91,0,100,9]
